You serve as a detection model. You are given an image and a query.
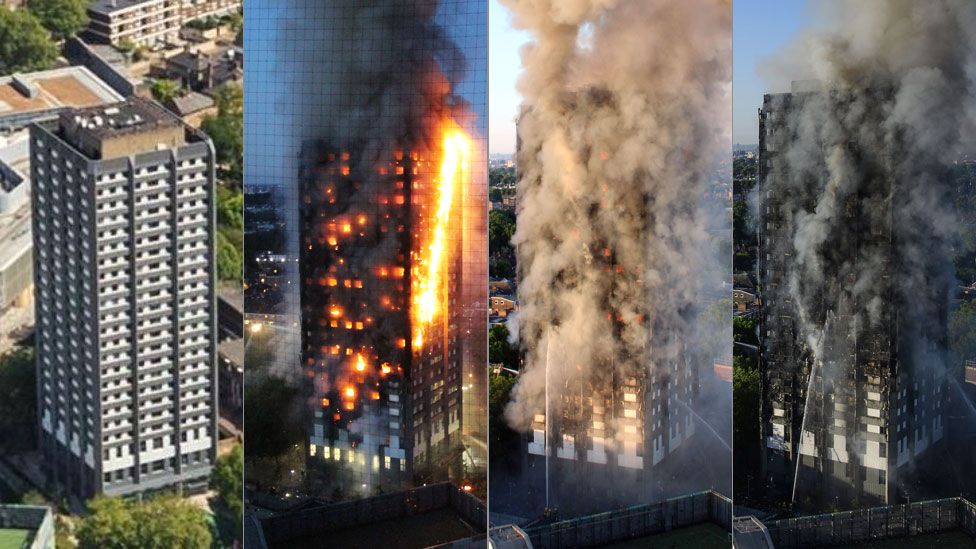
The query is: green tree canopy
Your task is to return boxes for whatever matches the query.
[0,7,58,74]
[244,376,304,461]
[489,323,518,370]
[489,209,516,253]
[489,373,519,453]
[216,230,243,282]
[77,495,211,549]
[150,79,181,104]
[733,315,758,346]
[217,186,244,231]
[950,299,976,370]
[0,346,36,452]
[732,365,761,502]
[201,84,244,187]
[27,0,88,39]
[213,444,243,539]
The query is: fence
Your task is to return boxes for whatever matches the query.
[258,482,485,547]
[765,497,976,548]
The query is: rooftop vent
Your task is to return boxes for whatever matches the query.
[10,75,38,99]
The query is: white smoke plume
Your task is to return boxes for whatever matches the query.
[502,0,731,431]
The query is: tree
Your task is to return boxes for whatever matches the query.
[733,315,758,346]
[244,377,304,462]
[489,323,518,370]
[76,497,138,549]
[950,299,976,370]
[216,230,242,282]
[489,373,519,454]
[150,79,181,104]
[732,365,761,502]
[212,445,243,539]
[489,210,516,253]
[0,7,58,74]
[0,346,36,452]
[217,186,244,231]
[77,495,212,549]
[27,0,88,39]
[19,489,46,505]
[201,84,244,187]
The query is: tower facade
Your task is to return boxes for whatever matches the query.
[758,89,947,509]
[32,98,218,500]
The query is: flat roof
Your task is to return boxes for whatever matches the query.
[0,67,122,119]
[64,97,180,140]
[90,0,163,16]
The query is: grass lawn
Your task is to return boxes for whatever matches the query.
[601,522,730,548]
[0,528,29,549]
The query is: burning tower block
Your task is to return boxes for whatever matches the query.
[516,89,704,516]
[300,118,485,496]
[758,85,949,510]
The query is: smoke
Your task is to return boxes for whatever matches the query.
[760,0,976,506]
[502,0,731,437]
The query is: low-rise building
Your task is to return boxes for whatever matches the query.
[84,0,241,48]
[181,0,240,22]
[490,294,517,318]
[0,67,123,134]
[85,0,183,48]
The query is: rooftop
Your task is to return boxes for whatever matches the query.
[64,98,178,139]
[166,91,214,117]
[56,97,194,160]
[89,0,163,16]
[0,67,122,131]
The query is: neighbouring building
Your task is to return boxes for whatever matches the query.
[0,67,123,135]
[31,97,217,500]
[757,86,948,509]
[85,0,183,48]
[180,0,240,22]
[84,0,241,48]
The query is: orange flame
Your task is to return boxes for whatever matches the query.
[411,122,470,351]
[355,354,367,372]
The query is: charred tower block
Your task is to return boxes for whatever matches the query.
[758,88,948,509]
[300,124,486,495]
[31,98,218,501]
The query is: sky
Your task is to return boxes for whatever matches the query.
[488,0,527,155]
[732,0,810,144]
